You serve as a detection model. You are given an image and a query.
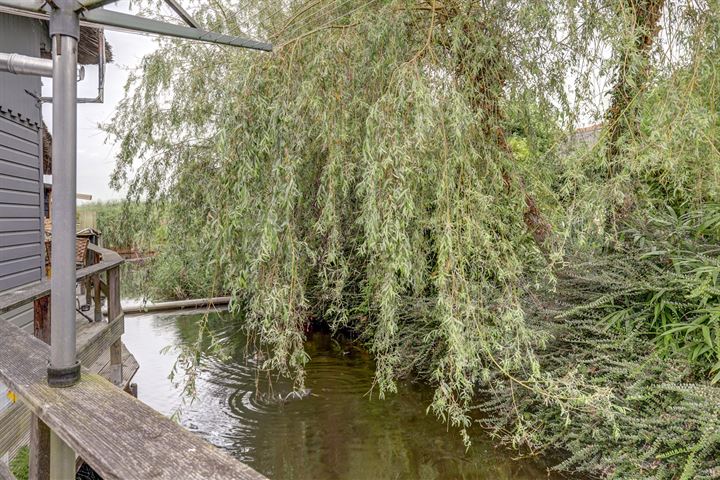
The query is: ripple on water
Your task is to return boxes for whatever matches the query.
[124,311,569,480]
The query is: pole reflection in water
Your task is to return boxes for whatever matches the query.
[123,311,564,480]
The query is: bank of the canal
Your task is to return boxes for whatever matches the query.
[122,310,567,480]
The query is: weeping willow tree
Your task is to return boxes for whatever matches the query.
[107,0,720,473]
[108,0,597,436]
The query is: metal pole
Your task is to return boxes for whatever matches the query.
[47,3,81,477]
[48,1,81,388]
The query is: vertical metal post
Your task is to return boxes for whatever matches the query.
[47,3,80,477]
[47,2,81,388]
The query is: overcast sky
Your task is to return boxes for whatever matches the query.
[41,1,161,203]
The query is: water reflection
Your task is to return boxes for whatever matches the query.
[123,312,562,480]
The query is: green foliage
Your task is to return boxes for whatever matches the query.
[10,446,29,480]
[102,0,720,477]
[481,257,720,479]
[106,0,595,440]
[78,200,156,251]
[583,204,720,381]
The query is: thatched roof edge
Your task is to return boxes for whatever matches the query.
[41,25,114,65]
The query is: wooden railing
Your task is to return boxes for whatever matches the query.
[0,245,266,480]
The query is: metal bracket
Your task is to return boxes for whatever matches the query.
[48,0,80,40]
[78,27,105,103]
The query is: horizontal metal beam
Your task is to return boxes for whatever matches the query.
[0,52,53,77]
[0,1,272,51]
[80,8,272,51]
[0,0,119,11]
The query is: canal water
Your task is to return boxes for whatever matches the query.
[123,310,563,480]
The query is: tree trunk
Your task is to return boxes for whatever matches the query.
[605,0,665,177]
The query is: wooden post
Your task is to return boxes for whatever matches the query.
[33,296,50,345]
[29,416,51,480]
[49,431,75,480]
[107,266,123,385]
[31,296,51,480]
[127,383,138,398]
[84,277,91,310]
[84,249,97,313]
[0,459,15,480]
[93,274,102,322]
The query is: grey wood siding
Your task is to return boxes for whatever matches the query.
[0,13,48,431]
[0,14,46,127]
[0,114,43,293]
[0,14,46,426]
[0,12,46,333]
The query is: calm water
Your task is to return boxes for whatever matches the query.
[123,311,564,480]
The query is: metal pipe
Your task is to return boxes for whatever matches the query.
[0,52,52,77]
[97,31,105,101]
[48,29,81,386]
[75,0,120,9]
[112,296,232,315]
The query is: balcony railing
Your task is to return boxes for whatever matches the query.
[0,244,266,479]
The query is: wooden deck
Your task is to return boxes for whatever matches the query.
[93,342,138,389]
[0,243,265,479]
[0,308,138,460]
[0,319,265,480]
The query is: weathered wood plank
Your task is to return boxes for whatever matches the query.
[107,266,123,384]
[0,280,49,316]
[107,267,121,320]
[109,339,123,385]
[0,311,125,466]
[0,403,29,458]
[92,342,139,390]
[31,294,51,480]
[77,312,124,367]
[93,275,102,322]
[0,320,266,480]
[29,415,50,480]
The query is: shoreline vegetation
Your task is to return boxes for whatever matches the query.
[89,0,720,477]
